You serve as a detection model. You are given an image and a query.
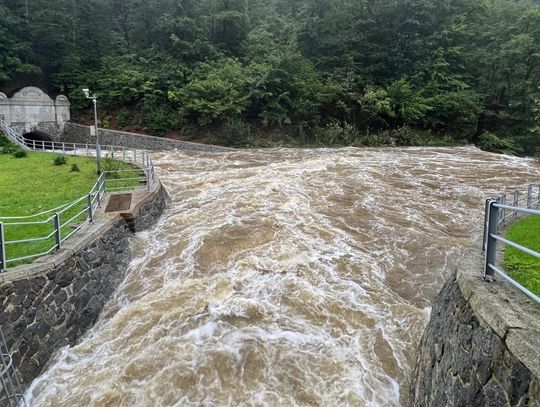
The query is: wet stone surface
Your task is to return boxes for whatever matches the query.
[0,183,168,389]
[0,221,131,387]
[410,277,540,406]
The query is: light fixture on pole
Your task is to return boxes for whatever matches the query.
[82,88,101,174]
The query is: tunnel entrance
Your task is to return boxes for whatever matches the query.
[22,131,54,149]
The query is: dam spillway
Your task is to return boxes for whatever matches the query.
[26,147,539,406]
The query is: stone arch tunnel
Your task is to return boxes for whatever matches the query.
[21,131,55,148]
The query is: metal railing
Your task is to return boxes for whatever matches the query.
[0,120,27,150]
[483,185,540,303]
[0,326,26,407]
[0,121,156,271]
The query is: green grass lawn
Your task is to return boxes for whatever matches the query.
[0,146,143,267]
[504,215,540,297]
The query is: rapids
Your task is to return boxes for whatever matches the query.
[26,147,538,406]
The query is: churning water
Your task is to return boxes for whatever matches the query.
[26,147,538,406]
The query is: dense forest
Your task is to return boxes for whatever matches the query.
[1,0,539,151]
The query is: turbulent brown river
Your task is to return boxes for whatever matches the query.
[26,147,538,406]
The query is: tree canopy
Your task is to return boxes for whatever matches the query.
[1,0,539,151]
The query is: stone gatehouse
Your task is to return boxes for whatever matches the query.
[0,86,70,140]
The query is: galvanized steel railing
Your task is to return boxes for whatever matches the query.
[0,120,27,150]
[483,186,540,303]
[0,326,26,407]
[0,121,156,271]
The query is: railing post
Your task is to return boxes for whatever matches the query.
[54,213,61,251]
[527,186,532,209]
[96,177,102,207]
[484,200,499,277]
[0,222,6,272]
[73,143,76,155]
[513,191,519,219]
[482,199,490,254]
[500,194,506,225]
[32,140,35,150]
[87,193,93,223]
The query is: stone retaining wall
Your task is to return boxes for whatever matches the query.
[0,181,168,388]
[411,245,540,406]
[62,122,232,153]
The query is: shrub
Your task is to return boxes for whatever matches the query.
[71,163,80,172]
[476,132,517,155]
[393,126,425,146]
[101,158,124,178]
[54,155,68,166]
[219,118,251,147]
[356,131,394,147]
[117,110,134,128]
[12,149,28,158]
[315,122,358,146]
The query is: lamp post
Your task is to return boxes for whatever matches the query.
[82,88,101,174]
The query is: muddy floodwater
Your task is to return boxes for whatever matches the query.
[26,147,538,406]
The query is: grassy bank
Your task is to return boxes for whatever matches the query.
[504,216,540,297]
[0,144,139,266]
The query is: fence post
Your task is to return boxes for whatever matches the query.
[73,143,76,155]
[527,186,532,209]
[87,193,93,223]
[484,200,499,278]
[482,199,490,254]
[32,140,35,150]
[97,176,103,207]
[513,191,519,219]
[54,213,61,251]
[0,222,6,272]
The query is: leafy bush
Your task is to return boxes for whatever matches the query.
[0,135,17,154]
[393,126,426,146]
[54,155,68,165]
[141,102,177,136]
[356,131,395,147]
[117,110,134,128]
[315,122,358,146]
[12,149,28,158]
[71,163,80,172]
[101,157,124,177]
[476,132,518,155]
[219,118,251,147]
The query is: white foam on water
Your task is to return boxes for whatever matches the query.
[25,146,539,406]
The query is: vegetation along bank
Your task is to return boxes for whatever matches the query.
[1,0,539,151]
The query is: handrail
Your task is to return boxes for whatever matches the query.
[0,120,156,272]
[0,201,72,220]
[483,185,540,304]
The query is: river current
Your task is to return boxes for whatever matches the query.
[26,147,538,406]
